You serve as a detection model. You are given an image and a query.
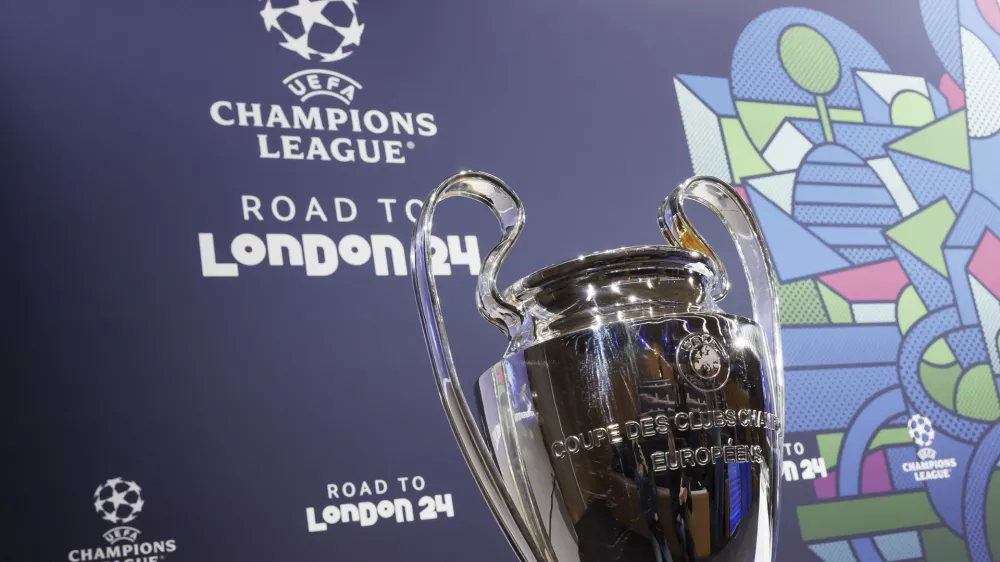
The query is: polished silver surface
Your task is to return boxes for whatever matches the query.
[412,173,783,561]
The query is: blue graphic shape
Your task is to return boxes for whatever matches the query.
[808,143,867,164]
[831,122,913,159]
[965,422,1000,562]
[839,388,905,496]
[944,248,978,325]
[850,538,882,562]
[945,327,989,369]
[945,194,1000,247]
[794,204,901,226]
[927,82,949,118]
[971,137,1000,210]
[810,226,889,246]
[746,187,850,281]
[919,0,963,86]
[855,75,891,124]
[873,531,922,561]
[924,431,974,535]
[790,119,826,144]
[732,7,889,107]
[809,541,858,562]
[785,366,899,432]
[888,149,972,210]
[837,247,896,264]
[885,447,925,491]
[900,307,988,443]
[676,74,737,117]
[959,0,1000,69]
[889,240,955,311]
[795,185,896,205]
[798,164,882,185]
[783,325,901,368]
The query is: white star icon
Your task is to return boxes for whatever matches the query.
[334,16,364,48]
[285,0,337,35]
[259,0,284,32]
[320,48,351,63]
[279,31,318,60]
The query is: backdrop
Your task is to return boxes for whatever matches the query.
[6,1,1000,561]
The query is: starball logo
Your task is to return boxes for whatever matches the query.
[68,478,178,562]
[209,0,438,164]
[901,415,957,482]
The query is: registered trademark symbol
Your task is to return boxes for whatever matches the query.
[406,141,416,149]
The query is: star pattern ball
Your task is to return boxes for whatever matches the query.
[259,0,365,63]
[907,414,935,448]
[93,478,144,525]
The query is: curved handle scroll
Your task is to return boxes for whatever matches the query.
[411,171,544,562]
[658,176,784,432]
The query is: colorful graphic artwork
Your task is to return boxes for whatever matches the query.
[675,3,1000,561]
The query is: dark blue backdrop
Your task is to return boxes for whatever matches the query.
[4,1,964,561]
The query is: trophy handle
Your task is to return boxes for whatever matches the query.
[411,171,544,562]
[658,175,784,437]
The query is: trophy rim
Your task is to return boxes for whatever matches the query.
[503,244,718,301]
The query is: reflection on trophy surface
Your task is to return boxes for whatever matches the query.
[413,173,784,561]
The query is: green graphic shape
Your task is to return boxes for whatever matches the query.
[798,492,940,541]
[816,433,843,468]
[885,199,956,276]
[778,279,829,324]
[989,471,1000,559]
[734,101,817,150]
[920,361,963,411]
[956,364,1000,421]
[817,428,913,470]
[891,91,936,127]
[870,427,912,449]
[829,108,864,122]
[888,110,971,171]
[898,285,957,365]
[922,527,969,562]
[817,281,853,323]
[720,118,773,182]
[779,26,841,95]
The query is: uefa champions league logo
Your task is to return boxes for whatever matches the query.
[68,478,178,561]
[94,478,144,544]
[901,415,956,482]
[259,0,366,104]
[907,414,936,459]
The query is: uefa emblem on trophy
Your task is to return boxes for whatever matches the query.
[412,173,784,561]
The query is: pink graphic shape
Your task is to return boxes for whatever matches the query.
[861,450,892,494]
[814,470,837,499]
[977,0,1000,33]
[733,185,749,205]
[969,230,1000,298]
[939,73,965,111]
[819,259,910,302]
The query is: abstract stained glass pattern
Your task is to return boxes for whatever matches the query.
[675,3,1000,561]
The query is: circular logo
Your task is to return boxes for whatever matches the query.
[676,333,730,392]
[93,478,144,525]
[260,0,365,63]
[907,414,935,448]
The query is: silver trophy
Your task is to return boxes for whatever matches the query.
[412,173,784,561]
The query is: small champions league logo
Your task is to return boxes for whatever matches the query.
[94,477,144,544]
[676,333,730,392]
[70,478,178,561]
[907,414,936,460]
[260,0,365,104]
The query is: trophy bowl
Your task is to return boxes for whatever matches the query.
[413,173,784,562]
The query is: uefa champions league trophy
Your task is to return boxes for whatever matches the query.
[412,173,784,561]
